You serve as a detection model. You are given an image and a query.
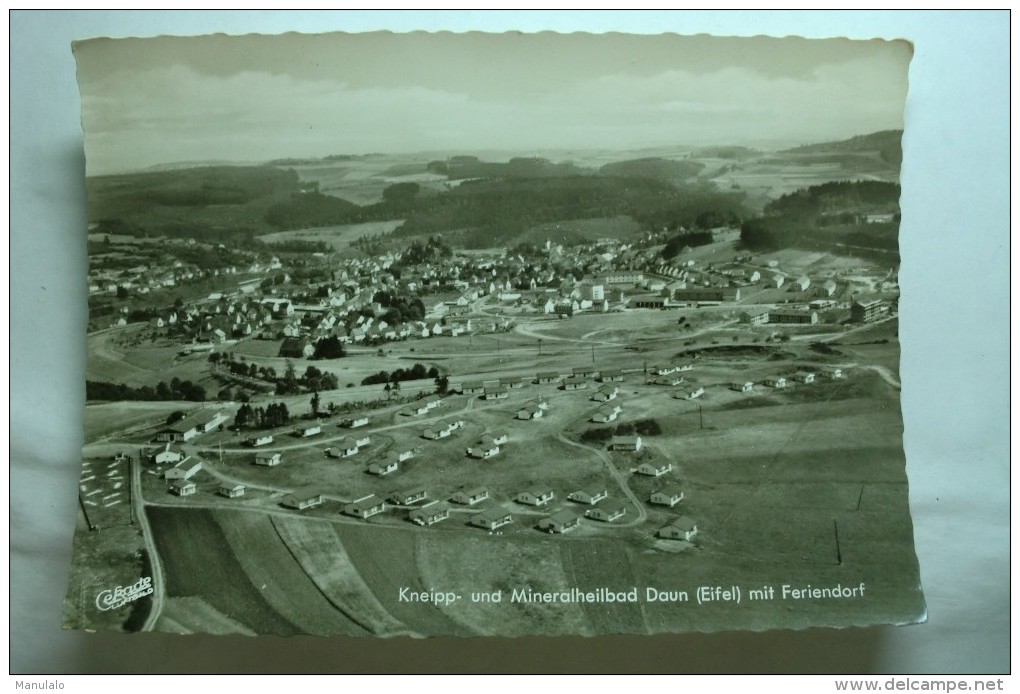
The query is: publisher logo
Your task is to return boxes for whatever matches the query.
[95,577,153,611]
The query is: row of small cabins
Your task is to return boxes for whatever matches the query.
[728,368,844,393]
[164,472,694,538]
[159,449,693,538]
[459,367,626,397]
[278,479,692,536]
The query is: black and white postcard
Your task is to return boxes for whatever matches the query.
[65,31,924,637]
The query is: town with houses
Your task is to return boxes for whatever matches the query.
[70,139,912,639]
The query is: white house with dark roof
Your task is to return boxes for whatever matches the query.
[255,451,283,466]
[326,438,359,458]
[409,503,451,527]
[610,435,642,452]
[794,371,816,384]
[591,385,619,402]
[658,516,698,541]
[368,459,399,476]
[343,494,386,519]
[537,510,581,534]
[535,371,561,384]
[677,386,705,400]
[467,436,501,459]
[561,376,589,391]
[516,488,555,507]
[483,386,510,400]
[592,404,622,423]
[422,425,450,440]
[471,506,513,530]
[164,459,203,480]
[637,460,673,477]
[218,483,246,498]
[281,491,323,510]
[650,484,685,507]
[517,406,544,420]
[153,443,184,465]
[585,500,627,522]
[388,488,427,506]
[568,486,608,506]
[451,486,489,506]
[169,479,197,496]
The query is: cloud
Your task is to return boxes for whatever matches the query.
[81,52,908,174]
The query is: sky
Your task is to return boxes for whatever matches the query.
[73,31,912,175]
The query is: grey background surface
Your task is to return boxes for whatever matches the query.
[9,10,1009,674]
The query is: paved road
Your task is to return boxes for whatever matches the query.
[131,457,166,632]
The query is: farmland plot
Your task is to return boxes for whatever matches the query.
[271,515,412,637]
[147,506,299,635]
[337,524,471,636]
[215,510,369,636]
[418,534,593,637]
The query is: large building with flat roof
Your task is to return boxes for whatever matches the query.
[851,300,887,323]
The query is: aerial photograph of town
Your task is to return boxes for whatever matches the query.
[64,31,925,638]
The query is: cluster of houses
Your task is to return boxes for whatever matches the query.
[732,367,845,394]
[89,245,264,300]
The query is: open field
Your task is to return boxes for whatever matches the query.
[157,597,258,636]
[289,160,448,205]
[84,401,208,442]
[147,506,303,635]
[271,516,412,636]
[123,334,921,638]
[257,219,404,251]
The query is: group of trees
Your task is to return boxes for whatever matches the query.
[233,401,291,430]
[740,180,900,257]
[85,378,206,403]
[275,361,339,395]
[264,192,362,230]
[660,231,715,260]
[371,290,427,325]
[398,235,452,266]
[212,352,278,382]
[211,352,338,394]
[361,362,440,386]
[579,418,663,444]
[764,180,900,218]
[313,336,347,359]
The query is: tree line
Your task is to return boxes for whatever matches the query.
[86,378,206,403]
[232,401,291,430]
[362,362,441,386]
